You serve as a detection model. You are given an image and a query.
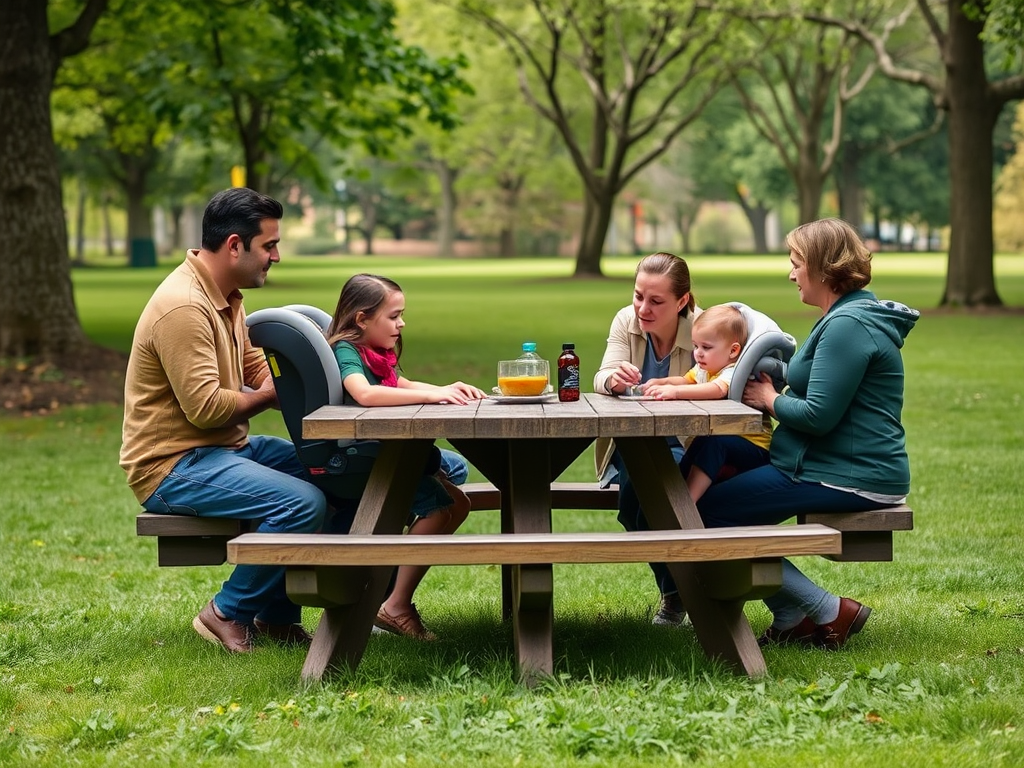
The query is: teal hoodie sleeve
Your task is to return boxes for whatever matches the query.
[773,314,877,436]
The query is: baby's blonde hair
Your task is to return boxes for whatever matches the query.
[692,304,747,348]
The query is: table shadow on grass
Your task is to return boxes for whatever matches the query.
[347,610,726,686]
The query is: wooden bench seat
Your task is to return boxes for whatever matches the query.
[136,513,251,567]
[227,523,843,604]
[798,504,914,561]
[137,486,913,566]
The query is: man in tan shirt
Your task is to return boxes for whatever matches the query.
[121,188,327,653]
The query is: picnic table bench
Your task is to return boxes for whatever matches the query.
[136,485,912,566]
[227,523,842,683]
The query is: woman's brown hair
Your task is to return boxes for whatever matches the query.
[785,218,872,295]
[636,252,696,316]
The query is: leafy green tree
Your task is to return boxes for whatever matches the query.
[836,76,945,234]
[729,10,878,225]
[457,0,750,276]
[0,0,108,358]
[800,0,1024,306]
[172,0,469,196]
[53,0,191,264]
[395,1,586,257]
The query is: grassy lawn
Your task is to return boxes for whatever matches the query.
[2,253,1024,766]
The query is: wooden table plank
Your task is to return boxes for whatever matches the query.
[410,401,484,439]
[585,394,662,437]
[701,399,766,435]
[352,405,424,439]
[303,404,358,440]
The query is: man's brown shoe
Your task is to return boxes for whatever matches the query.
[374,604,437,641]
[813,597,871,650]
[253,618,313,647]
[757,616,817,647]
[192,601,254,653]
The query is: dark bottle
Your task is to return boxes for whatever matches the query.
[557,343,580,402]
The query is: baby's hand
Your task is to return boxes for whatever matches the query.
[646,384,682,401]
[644,377,669,388]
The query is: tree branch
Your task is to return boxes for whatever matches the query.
[802,4,942,94]
[990,74,1024,104]
[50,0,110,76]
[462,4,599,196]
[914,0,946,51]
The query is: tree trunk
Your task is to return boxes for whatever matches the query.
[170,204,184,251]
[103,192,115,256]
[73,185,87,266]
[941,3,1002,306]
[498,228,515,258]
[748,207,769,254]
[123,154,155,260]
[358,193,378,256]
[497,175,523,258]
[796,153,825,224]
[735,189,769,253]
[0,2,87,357]
[837,145,864,230]
[435,162,457,257]
[574,189,613,276]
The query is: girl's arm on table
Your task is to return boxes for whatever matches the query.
[343,373,468,406]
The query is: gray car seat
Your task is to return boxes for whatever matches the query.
[724,302,797,401]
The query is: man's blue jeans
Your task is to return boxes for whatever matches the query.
[142,436,327,625]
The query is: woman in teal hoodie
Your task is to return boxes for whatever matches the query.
[697,218,919,650]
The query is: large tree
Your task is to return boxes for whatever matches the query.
[458,0,749,276]
[802,0,1024,306]
[731,14,877,225]
[172,0,468,196]
[0,0,108,358]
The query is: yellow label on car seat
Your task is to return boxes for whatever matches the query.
[267,353,281,378]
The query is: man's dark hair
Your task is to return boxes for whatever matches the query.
[201,188,284,251]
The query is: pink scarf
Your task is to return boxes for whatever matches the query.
[357,345,398,387]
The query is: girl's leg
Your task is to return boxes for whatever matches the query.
[377,479,471,639]
[685,467,714,503]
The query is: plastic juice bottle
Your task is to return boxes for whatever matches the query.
[557,343,580,402]
[498,342,548,396]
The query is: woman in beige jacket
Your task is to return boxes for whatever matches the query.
[593,252,700,627]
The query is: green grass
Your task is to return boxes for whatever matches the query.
[3,253,1024,765]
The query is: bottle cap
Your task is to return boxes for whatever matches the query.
[522,342,537,352]
[562,343,575,350]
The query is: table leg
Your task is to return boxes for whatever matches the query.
[507,439,554,681]
[298,440,433,681]
[451,437,592,621]
[513,564,554,686]
[616,437,767,677]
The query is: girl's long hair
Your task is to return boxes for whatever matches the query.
[325,273,404,360]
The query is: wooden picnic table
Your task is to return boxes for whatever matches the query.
[232,393,786,682]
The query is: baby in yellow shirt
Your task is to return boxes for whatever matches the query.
[642,304,772,502]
